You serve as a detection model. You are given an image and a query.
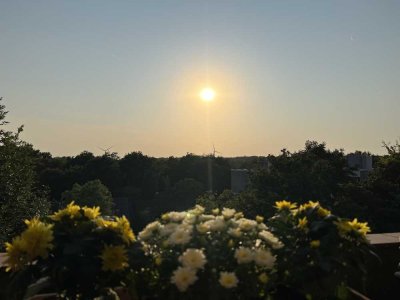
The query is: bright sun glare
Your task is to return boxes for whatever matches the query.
[200,88,216,102]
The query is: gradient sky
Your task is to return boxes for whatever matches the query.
[1,1,399,157]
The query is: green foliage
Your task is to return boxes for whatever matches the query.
[0,98,50,248]
[170,178,204,211]
[251,141,350,206]
[61,180,114,215]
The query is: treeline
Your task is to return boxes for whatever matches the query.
[1,98,400,248]
[35,151,232,229]
[36,141,400,234]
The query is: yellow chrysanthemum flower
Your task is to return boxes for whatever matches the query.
[297,217,308,230]
[155,256,162,266]
[275,200,297,211]
[20,218,54,260]
[336,218,371,237]
[100,244,128,272]
[115,216,135,244]
[299,201,319,212]
[96,216,135,244]
[348,218,371,236]
[310,240,320,248]
[317,207,331,217]
[51,201,81,221]
[4,237,26,271]
[258,272,269,284]
[83,206,100,219]
[335,220,352,234]
[95,217,116,228]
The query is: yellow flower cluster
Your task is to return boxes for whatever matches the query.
[83,206,101,219]
[51,202,103,222]
[5,218,54,271]
[96,216,136,244]
[5,201,136,275]
[51,202,135,244]
[336,218,371,237]
[51,201,81,221]
[296,201,331,217]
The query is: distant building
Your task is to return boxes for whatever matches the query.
[346,153,373,181]
[231,169,250,193]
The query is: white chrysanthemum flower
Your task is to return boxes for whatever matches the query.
[178,223,193,233]
[222,208,236,219]
[168,211,187,222]
[219,271,239,288]
[257,223,269,231]
[254,249,276,269]
[146,221,161,231]
[234,212,244,219]
[258,230,284,249]
[171,266,198,292]
[205,216,226,231]
[212,208,220,215]
[188,205,205,216]
[183,214,197,225]
[234,247,253,264]
[196,223,210,234]
[199,214,215,222]
[227,228,242,238]
[159,223,178,237]
[168,229,192,245]
[258,230,279,244]
[271,240,284,249]
[179,248,207,269]
[138,229,152,241]
[238,218,258,231]
[138,220,161,241]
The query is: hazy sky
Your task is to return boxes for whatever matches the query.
[1,1,399,157]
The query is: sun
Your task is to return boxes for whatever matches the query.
[200,88,216,102]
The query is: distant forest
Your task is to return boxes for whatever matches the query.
[1,98,400,248]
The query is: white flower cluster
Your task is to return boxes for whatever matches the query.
[234,246,276,268]
[138,205,283,293]
[171,248,207,291]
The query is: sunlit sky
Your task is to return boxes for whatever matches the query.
[1,1,400,157]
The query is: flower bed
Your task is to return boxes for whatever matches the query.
[2,200,375,299]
